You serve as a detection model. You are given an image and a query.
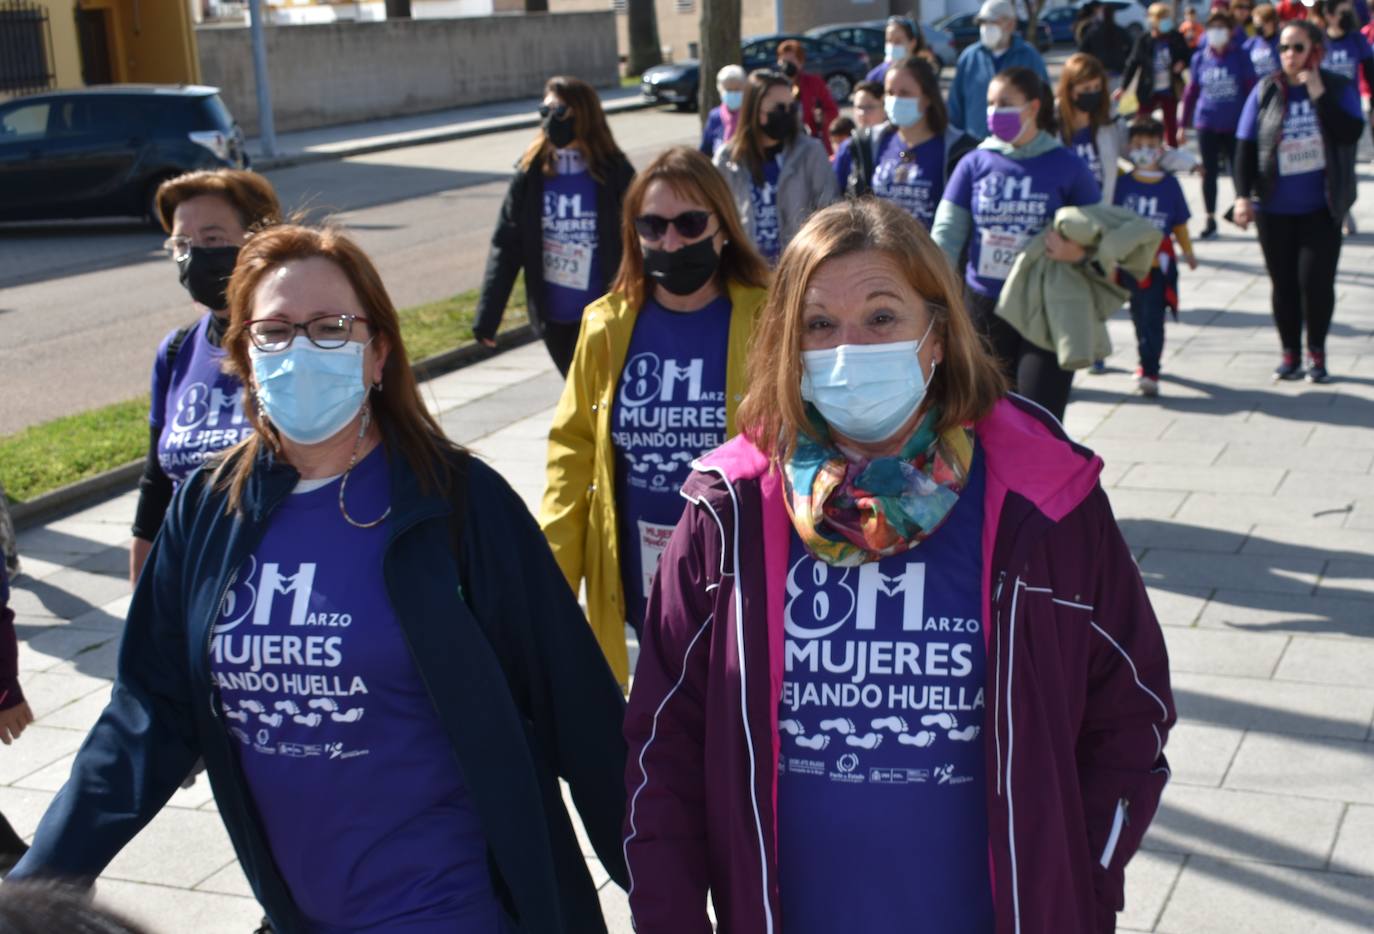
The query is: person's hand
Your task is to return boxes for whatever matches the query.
[1112,87,1124,101]
[1177,127,1188,145]
[1185,251,1199,270]
[1300,67,1325,99]
[1045,230,1088,263]
[0,702,34,745]
[1232,197,1254,229]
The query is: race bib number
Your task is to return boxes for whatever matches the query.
[977,229,1027,281]
[637,520,677,598]
[1153,67,1170,92]
[542,238,593,291]
[1278,135,1325,176]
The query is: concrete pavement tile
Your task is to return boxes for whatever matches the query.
[163,771,217,811]
[1089,439,1227,468]
[19,670,111,720]
[30,518,133,549]
[1170,672,1374,741]
[1145,586,1213,627]
[14,524,122,560]
[1162,627,1288,679]
[1083,410,1178,441]
[100,804,239,888]
[1173,493,1355,531]
[1101,489,1189,521]
[46,633,122,679]
[1157,856,1374,934]
[91,878,264,934]
[1277,472,1374,502]
[0,726,84,785]
[6,553,68,583]
[1241,526,1374,558]
[14,751,76,791]
[1344,503,1374,531]
[1216,443,1373,474]
[1308,425,1374,450]
[1099,461,1130,488]
[194,859,256,898]
[1225,732,1374,805]
[7,566,130,621]
[1137,551,1322,596]
[0,785,55,839]
[1160,418,1315,445]
[1144,785,1343,869]
[1120,850,1185,934]
[1317,559,1374,601]
[1117,464,1286,495]
[68,594,133,632]
[1331,805,1374,878]
[1161,722,1246,787]
[1275,637,1374,688]
[14,624,116,675]
[1196,590,1373,640]
[1120,518,1248,554]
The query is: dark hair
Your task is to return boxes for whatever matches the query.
[1281,17,1325,48]
[886,15,917,42]
[853,79,885,100]
[1128,117,1166,139]
[155,169,281,234]
[995,66,1056,132]
[730,69,797,183]
[0,881,151,934]
[1206,10,1234,26]
[829,115,856,137]
[519,76,626,184]
[891,56,950,135]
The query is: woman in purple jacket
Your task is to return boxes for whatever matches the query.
[1182,11,1259,237]
[623,198,1175,934]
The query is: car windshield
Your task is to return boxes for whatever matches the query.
[197,94,236,132]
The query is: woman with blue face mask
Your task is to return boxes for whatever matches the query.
[701,64,747,158]
[840,57,977,229]
[866,16,938,85]
[623,197,1174,934]
[10,225,631,934]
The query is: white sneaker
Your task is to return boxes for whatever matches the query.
[1136,374,1160,397]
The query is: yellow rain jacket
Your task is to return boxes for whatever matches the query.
[539,280,766,685]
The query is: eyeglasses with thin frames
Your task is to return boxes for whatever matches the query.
[162,234,239,262]
[247,314,373,353]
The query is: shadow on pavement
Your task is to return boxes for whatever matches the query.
[1072,372,1374,426]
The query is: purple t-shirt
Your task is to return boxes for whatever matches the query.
[1188,44,1258,130]
[210,447,503,933]
[1322,32,1373,83]
[777,455,991,934]
[611,295,732,628]
[943,144,1103,297]
[1071,126,1104,187]
[1245,35,1280,78]
[150,314,252,485]
[1237,80,1364,215]
[542,159,602,324]
[752,154,784,265]
[872,132,947,228]
[1113,171,1191,234]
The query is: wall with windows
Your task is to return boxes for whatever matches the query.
[0,0,83,102]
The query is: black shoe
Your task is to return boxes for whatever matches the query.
[1273,358,1304,381]
[1198,218,1218,240]
[253,918,274,934]
[1306,359,1330,383]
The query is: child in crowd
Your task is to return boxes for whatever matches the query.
[828,115,856,160]
[1113,119,1198,397]
[1181,5,1206,44]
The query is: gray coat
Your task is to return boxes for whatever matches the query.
[713,133,838,257]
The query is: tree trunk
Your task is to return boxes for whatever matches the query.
[383,0,412,17]
[1025,0,1044,46]
[627,0,664,76]
[699,0,742,124]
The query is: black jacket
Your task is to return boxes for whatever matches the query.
[1234,70,1364,225]
[474,153,635,340]
[1121,31,1193,101]
[844,124,978,199]
[11,444,630,934]
[1079,20,1133,74]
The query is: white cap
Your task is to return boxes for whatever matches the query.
[978,0,1016,22]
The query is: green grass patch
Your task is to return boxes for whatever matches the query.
[621,73,643,88]
[0,279,529,505]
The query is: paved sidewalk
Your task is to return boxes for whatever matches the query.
[249,87,654,169]
[5,165,1374,930]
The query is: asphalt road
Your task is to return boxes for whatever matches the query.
[0,107,701,436]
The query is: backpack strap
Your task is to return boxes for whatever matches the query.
[163,323,195,374]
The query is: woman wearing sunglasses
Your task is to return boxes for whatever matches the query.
[714,69,839,266]
[10,225,631,934]
[476,76,635,375]
[1233,19,1365,382]
[130,169,281,587]
[540,147,770,685]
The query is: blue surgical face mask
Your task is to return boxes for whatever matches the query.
[251,339,370,445]
[885,42,910,63]
[885,94,923,127]
[1158,17,1175,31]
[722,89,744,111]
[799,323,937,444]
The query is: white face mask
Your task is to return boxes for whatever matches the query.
[1129,146,1163,167]
[1206,27,1230,48]
[980,23,1006,50]
[885,41,910,63]
[800,323,937,445]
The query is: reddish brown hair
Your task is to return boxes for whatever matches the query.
[1057,52,1112,142]
[214,225,461,511]
[154,169,281,234]
[777,39,807,63]
[519,75,625,184]
[738,198,1006,459]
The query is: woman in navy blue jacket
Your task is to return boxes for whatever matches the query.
[9,225,629,934]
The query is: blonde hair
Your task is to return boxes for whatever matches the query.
[738,199,1006,459]
[1148,2,1173,20]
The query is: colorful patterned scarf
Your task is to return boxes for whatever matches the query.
[783,406,977,567]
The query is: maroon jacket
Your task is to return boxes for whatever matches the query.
[623,397,1175,933]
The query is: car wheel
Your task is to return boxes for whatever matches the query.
[826,73,853,103]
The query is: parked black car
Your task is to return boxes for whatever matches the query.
[640,33,871,111]
[0,85,247,225]
[806,20,960,69]
[933,13,1054,53]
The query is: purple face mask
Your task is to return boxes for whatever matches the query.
[987,105,1025,142]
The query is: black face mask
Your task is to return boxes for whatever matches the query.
[763,106,798,142]
[1073,91,1104,113]
[178,245,240,311]
[544,114,576,149]
[1338,11,1357,31]
[779,60,799,78]
[643,236,721,297]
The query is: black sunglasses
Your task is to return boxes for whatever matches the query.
[538,103,570,120]
[1278,42,1308,52]
[634,211,714,241]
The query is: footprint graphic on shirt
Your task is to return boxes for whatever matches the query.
[820,718,856,735]
[308,698,339,711]
[921,713,957,731]
[845,732,884,750]
[948,725,981,742]
[795,734,830,751]
[292,713,323,727]
[223,708,249,724]
[898,730,937,748]
[779,719,805,737]
[238,700,266,714]
[258,713,283,728]
[274,700,301,715]
[331,708,365,723]
[871,716,908,733]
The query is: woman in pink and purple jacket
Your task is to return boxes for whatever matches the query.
[623,197,1175,934]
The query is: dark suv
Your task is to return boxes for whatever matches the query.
[0,85,247,225]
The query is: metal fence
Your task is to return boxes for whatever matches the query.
[0,0,55,95]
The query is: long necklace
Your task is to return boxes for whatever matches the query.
[338,406,391,529]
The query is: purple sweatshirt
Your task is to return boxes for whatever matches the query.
[1183,42,1258,130]
[623,396,1175,934]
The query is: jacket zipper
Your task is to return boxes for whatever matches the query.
[993,570,1007,796]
